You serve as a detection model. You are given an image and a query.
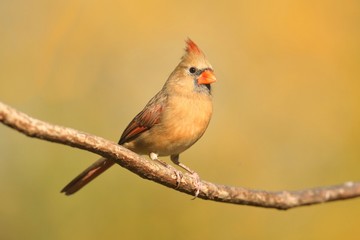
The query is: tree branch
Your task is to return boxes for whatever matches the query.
[1,101,359,210]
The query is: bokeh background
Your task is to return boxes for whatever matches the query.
[1,0,360,239]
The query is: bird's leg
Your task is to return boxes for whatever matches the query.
[170,154,201,198]
[150,152,166,166]
[150,152,182,188]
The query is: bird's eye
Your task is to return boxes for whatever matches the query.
[189,67,197,74]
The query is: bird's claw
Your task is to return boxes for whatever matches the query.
[157,159,184,189]
[188,172,201,199]
[151,153,201,197]
[164,164,183,188]
[151,154,183,188]
[173,169,183,189]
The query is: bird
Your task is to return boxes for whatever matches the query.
[61,39,216,196]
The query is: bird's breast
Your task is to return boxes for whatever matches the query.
[125,92,213,156]
[156,93,213,155]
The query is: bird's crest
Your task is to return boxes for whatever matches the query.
[180,38,212,70]
[185,38,201,55]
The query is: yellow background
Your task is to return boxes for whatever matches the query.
[1,0,360,239]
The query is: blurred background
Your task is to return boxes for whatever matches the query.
[1,0,360,239]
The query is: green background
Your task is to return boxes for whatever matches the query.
[1,0,360,239]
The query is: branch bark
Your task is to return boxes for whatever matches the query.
[1,101,359,210]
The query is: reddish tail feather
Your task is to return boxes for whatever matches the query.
[61,158,115,195]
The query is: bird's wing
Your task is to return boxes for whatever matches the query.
[118,92,166,145]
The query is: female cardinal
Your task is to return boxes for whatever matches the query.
[61,39,216,196]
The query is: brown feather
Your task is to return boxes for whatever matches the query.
[118,101,164,144]
[60,158,114,195]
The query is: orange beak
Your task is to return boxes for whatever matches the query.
[197,70,216,85]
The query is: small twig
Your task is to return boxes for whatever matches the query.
[1,101,359,210]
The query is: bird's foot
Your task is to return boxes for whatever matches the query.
[170,155,202,198]
[187,171,201,199]
[150,152,183,188]
[165,164,183,188]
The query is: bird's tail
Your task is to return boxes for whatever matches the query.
[61,157,115,195]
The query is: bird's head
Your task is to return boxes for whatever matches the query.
[166,39,216,94]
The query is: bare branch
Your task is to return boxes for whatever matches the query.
[1,101,359,210]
